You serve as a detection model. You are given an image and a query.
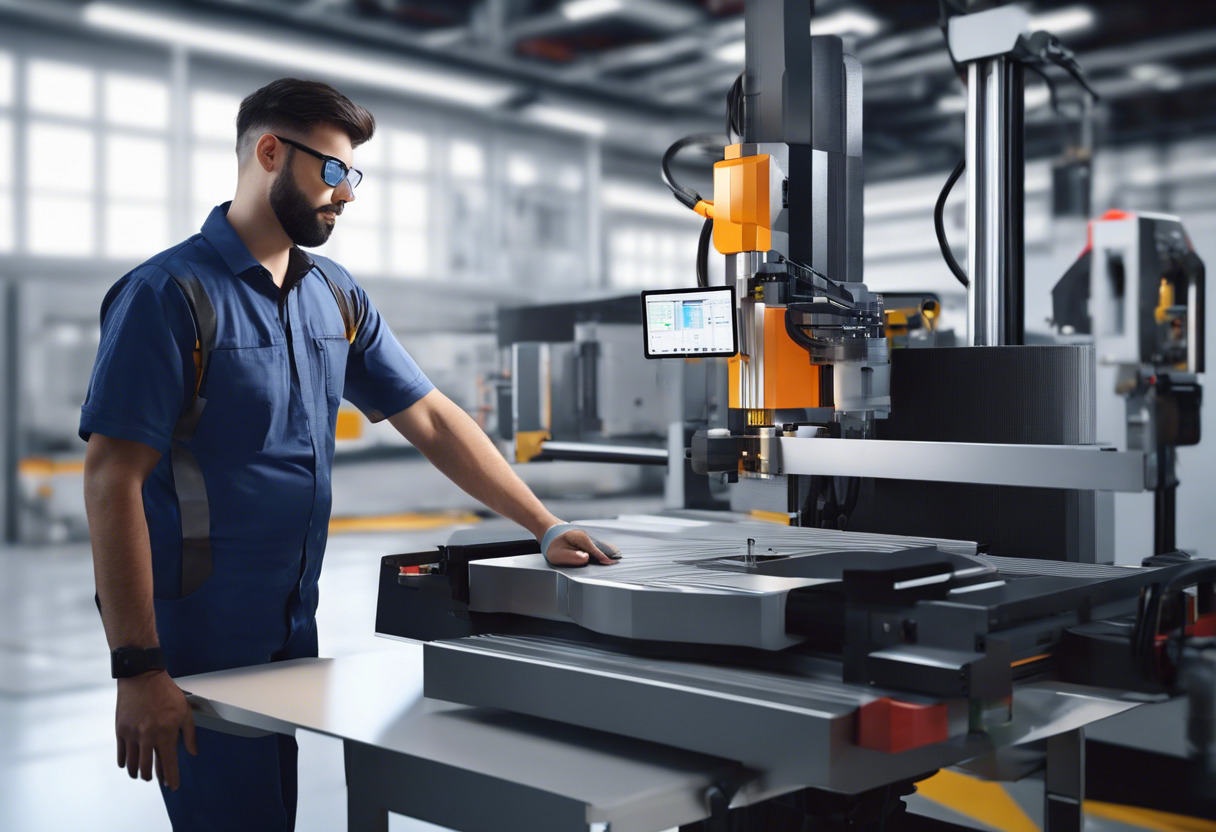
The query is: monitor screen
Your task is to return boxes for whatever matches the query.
[641,286,738,359]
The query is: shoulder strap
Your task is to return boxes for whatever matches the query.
[313,258,366,344]
[167,273,217,598]
[170,274,217,438]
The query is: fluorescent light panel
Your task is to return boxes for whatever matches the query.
[714,9,884,64]
[561,0,625,22]
[526,104,608,137]
[712,40,746,64]
[811,9,883,38]
[83,3,515,109]
[1028,5,1096,35]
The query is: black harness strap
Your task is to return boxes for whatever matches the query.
[170,274,217,597]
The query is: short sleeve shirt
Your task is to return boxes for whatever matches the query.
[80,203,433,654]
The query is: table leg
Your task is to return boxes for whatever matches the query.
[1044,728,1084,832]
[344,740,390,832]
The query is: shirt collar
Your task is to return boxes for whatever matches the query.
[201,202,316,290]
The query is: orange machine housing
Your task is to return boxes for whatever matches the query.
[713,145,772,255]
[728,308,822,409]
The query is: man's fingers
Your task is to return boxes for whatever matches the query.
[139,738,155,781]
[182,712,199,756]
[548,547,590,566]
[574,532,615,565]
[117,735,126,769]
[157,740,180,791]
[125,740,140,779]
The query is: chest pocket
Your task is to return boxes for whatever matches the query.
[192,345,288,457]
[314,335,349,426]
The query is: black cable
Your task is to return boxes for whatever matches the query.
[726,73,744,141]
[934,157,969,289]
[661,134,719,211]
[1132,560,1216,685]
[784,305,821,352]
[695,217,712,288]
[1026,64,1066,116]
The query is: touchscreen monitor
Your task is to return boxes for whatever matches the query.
[641,286,738,359]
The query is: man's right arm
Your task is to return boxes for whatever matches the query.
[84,433,197,791]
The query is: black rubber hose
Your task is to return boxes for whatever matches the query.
[935,158,970,289]
[696,217,712,288]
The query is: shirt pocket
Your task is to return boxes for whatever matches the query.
[314,335,350,426]
[192,344,286,457]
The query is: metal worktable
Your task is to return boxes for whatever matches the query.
[180,646,746,832]
[181,642,1143,831]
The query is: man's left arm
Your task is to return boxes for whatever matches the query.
[388,390,617,566]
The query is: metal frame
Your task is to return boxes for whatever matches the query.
[774,436,1148,492]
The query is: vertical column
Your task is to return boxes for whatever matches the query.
[966,56,1025,346]
[1,281,16,542]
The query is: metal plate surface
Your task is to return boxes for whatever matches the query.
[468,518,977,650]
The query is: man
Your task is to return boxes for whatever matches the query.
[81,77,617,831]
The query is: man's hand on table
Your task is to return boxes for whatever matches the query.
[543,524,621,567]
[116,670,198,790]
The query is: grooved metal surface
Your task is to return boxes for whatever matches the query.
[468,517,975,650]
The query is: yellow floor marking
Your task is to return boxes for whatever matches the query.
[1085,800,1216,832]
[916,770,1039,832]
[329,512,480,533]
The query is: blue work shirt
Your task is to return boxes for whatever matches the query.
[80,203,433,674]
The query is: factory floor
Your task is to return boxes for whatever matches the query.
[0,456,1201,832]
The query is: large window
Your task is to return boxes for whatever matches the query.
[17,54,171,259]
[502,146,588,288]
[103,72,170,258]
[0,50,14,252]
[1,39,595,291]
[446,137,489,279]
[608,223,701,289]
[190,88,241,226]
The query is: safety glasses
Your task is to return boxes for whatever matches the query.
[274,135,363,190]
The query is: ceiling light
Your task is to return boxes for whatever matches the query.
[1130,63,1184,90]
[937,94,966,114]
[1130,63,1171,81]
[712,40,746,64]
[811,9,883,38]
[1028,5,1096,35]
[561,0,625,22]
[526,104,609,137]
[83,3,515,109]
[1024,85,1050,108]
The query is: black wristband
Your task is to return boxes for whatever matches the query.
[111,646,166,679]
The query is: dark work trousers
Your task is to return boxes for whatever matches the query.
[158,613,318,832]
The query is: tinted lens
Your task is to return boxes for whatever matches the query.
[322,158,346,187]
[346,168,363,190]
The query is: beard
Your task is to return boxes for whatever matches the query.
[269,152,338,248]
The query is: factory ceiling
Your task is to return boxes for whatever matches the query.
[36,1,1216,179]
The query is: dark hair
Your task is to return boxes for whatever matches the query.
[236,78,375,158]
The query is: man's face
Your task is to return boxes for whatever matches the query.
[268,125,356,248]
